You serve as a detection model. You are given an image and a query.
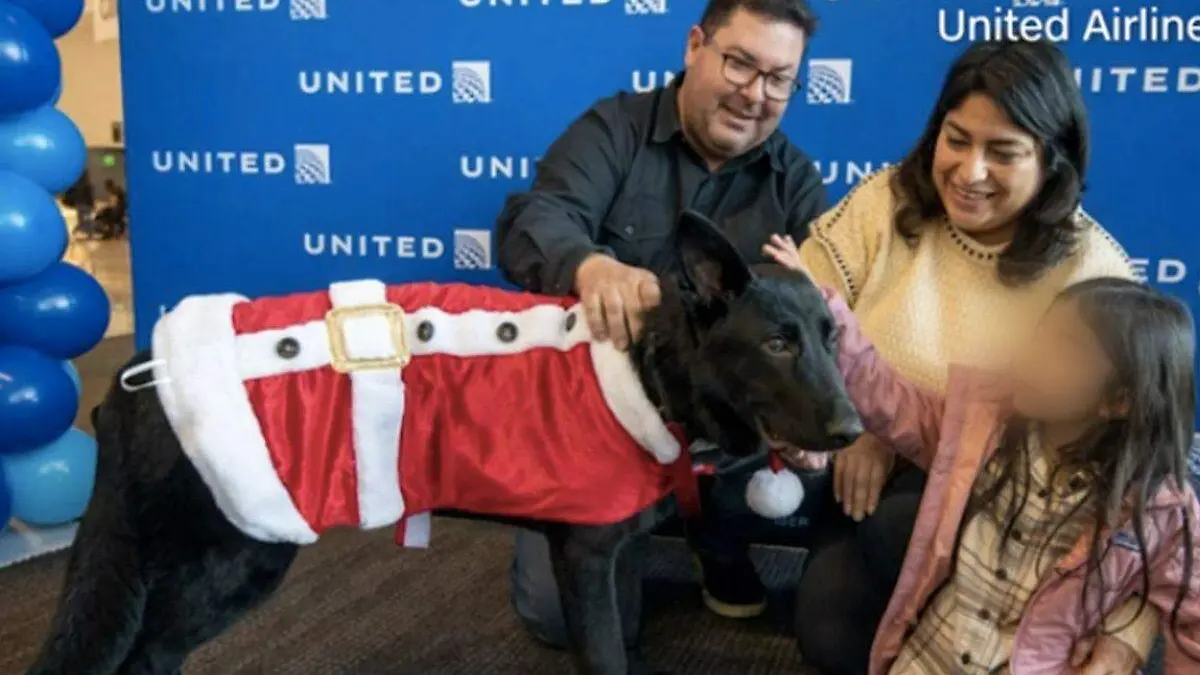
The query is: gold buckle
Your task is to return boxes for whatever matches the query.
[324,303,412,374]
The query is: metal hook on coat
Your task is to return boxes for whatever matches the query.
[119,359,169,392]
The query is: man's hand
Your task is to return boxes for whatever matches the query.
[1070,634,1143,675]
[573,254,662,350]
[833,433,894,522]
[762,234,806,273]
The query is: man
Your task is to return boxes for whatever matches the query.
[495,0,829,647]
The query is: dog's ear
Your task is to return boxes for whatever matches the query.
[677,210,753,304]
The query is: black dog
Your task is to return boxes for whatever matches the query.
[25,211,862,675]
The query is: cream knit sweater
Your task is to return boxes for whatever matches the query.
[799,167,1136,395]
[795,168,1154,647]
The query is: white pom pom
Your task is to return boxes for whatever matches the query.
[745,466,804,519]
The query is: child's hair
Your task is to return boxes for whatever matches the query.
[971,277,1197,649]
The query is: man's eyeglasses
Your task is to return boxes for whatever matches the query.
[708,41,801,102]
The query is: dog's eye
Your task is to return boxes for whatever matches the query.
[764,337,790,355]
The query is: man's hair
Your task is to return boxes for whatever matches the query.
[698,0,818,37]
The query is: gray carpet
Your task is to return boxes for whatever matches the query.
[0,522,811,674]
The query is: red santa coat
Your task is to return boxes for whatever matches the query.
[145,279,690,546]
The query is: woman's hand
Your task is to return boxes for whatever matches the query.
[833,433,894,521]
[762,234,806,273]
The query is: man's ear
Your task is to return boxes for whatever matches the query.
[677,209,754,304]
[684,26,704,69]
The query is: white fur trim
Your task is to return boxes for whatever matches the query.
[745,467,804,519]
[235,321,331,379]
[329,280,406,530]
[589,340,681,464]
[226,286,675,465]
[153,280,680,542]
[233,305,593,378]
[151,294,318,544]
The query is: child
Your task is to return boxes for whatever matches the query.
[819,275,1200,674]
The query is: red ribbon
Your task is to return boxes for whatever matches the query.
[769,452,786,474]
[667,423,714,520]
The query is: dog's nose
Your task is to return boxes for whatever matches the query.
[825,418,864,448]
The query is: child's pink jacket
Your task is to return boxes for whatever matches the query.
[821,288,1200,675]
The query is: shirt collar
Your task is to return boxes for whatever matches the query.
[651,71,785,173]
[1028,428,1092,497]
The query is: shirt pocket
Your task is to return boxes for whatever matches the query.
[599,193,676,270]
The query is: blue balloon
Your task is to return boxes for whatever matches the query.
[0,427,96,526]
[0,105,87,193]
[0,169,68,284]
[0,344,78,455]
[0,261,111,360]
[51,80,61,105]
[0,462,11,536]
[5,0,85,39]
[0,2,62,116]
[62,359,81,395]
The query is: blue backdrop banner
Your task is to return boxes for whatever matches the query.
[119,0,1199,392]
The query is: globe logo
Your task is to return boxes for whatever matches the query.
[625,0,668,14]
[289,0,327,20]
[294,144,331,185]
[454,230,492,270]
[806,59,853,105]
[452,62,492,104]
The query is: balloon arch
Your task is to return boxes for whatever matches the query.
[0,0,110,550]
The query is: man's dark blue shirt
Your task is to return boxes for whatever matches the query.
[495,76,828,294]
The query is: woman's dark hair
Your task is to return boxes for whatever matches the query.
[890,38,1090,286]
[969,277,1196,655]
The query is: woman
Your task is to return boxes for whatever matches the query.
[767,39,1153,674]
